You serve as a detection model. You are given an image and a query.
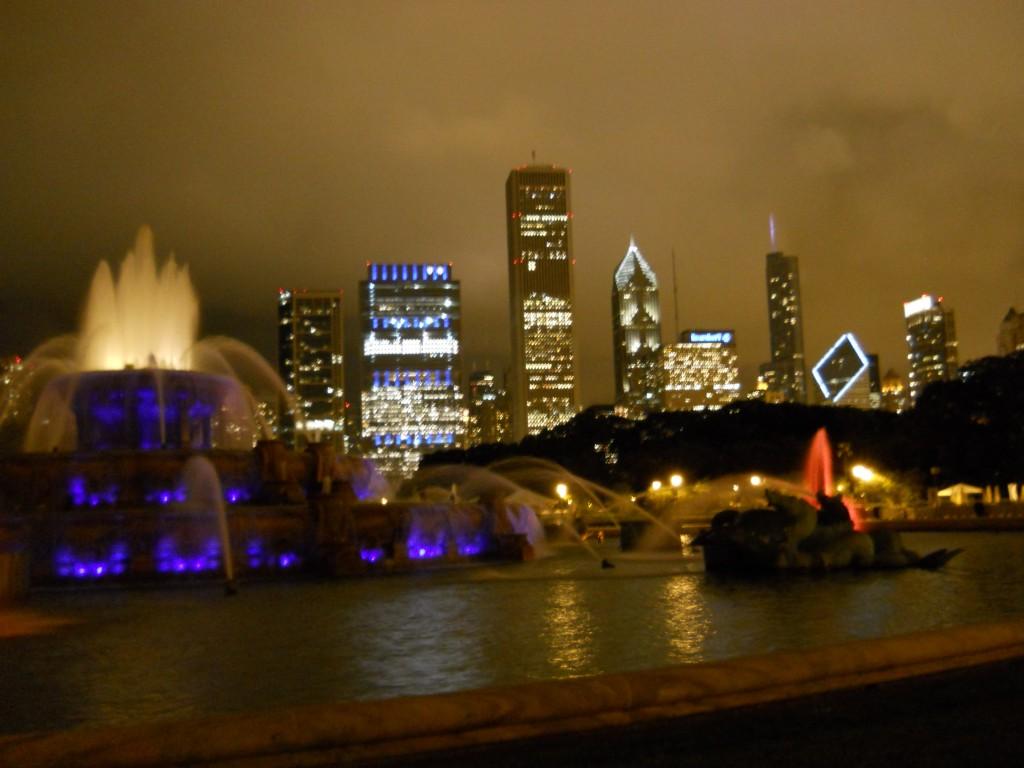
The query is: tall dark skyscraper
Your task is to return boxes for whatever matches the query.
[466,370,511,447]
[764,250,807,403]
[506,165,579,438]
[903,294,958,403]
[359,263,465,478]
[611,238,663,417]
[998,307,1024,355]
[277,289,345,449]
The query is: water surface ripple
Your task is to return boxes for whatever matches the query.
[3,533,1022,734]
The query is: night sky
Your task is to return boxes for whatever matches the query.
[2,1,1022,404]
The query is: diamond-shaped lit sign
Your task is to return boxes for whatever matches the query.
[812,333,869,403]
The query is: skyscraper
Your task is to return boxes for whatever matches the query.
[506,165,579,438]
[904,294,958,403]
[277,289,345,449]
[811,332,873,409]
[764,250,807,403]
[662,330,741,411]
[611,238,663,418]
[360,263,465,478]
[997,307,1024,355]
[466,370,511,446]
[880,368,908,413]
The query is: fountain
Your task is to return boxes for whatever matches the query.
[16,227,285,453]
[0,228,538,591]
[691,428,962,572]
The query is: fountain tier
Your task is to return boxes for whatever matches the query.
[28,369,259,453]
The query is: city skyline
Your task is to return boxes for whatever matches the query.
[2,2,1022,409]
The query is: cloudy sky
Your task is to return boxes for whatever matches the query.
[2,0,1022,404]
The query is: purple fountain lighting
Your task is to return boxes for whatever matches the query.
[224,487,249,504]
[246,539,264,568]
[407,538,445,560]
[144,487,188,505]
[54,542,129,580]
[359,547,385,564]
[67,476,119,508]
[456,536,484,557]
[155,537,222,574]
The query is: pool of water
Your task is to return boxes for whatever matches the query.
[3,532,1024,734]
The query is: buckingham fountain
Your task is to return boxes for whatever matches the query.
[0,229,535,595]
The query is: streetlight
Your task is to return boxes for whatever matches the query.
[851,464,876,482]
[750,475,763,487]
[669,474,683,489]
[650,480,663,492]
[555,482,569,500]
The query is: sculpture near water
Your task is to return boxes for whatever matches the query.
[692,428,962,572]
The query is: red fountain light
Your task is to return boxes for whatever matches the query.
[804,428,834,497]
[803,427,863,531]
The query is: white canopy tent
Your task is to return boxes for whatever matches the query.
[937,483,984,506]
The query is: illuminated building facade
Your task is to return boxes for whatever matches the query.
[998,308,1024,355]
[467,370,511,446]
[881,368,908,413]
[904,294,958,403]
[277,290,345,449]
[611,238,663,418]
[812,332,873,409]
[506,165,579,438]
[765,251,807,403]
[360,263,465,478]
[662,330,741,411]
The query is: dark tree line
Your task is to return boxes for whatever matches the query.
[424,352,1024,493]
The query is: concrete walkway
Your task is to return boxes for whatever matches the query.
[394,656,1024,767]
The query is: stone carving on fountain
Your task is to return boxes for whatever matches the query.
[692,429,963,572]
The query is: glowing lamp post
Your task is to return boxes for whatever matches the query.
[650,480,663,493]
[555,482,569,500]
[669,474,683,489]
[750,475,763,487]
[851,465,876,482]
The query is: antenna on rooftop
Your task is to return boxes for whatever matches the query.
[671,247,680,341]
[769,213,777,251]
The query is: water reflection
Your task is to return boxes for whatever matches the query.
[346,584,488,698]
[661,576,710,663]
[543,580,596,676]
[3,534,1024,735]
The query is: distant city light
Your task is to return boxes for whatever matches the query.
[650,480,663,492]
[669,474,683,488]
[750,475,763,487]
